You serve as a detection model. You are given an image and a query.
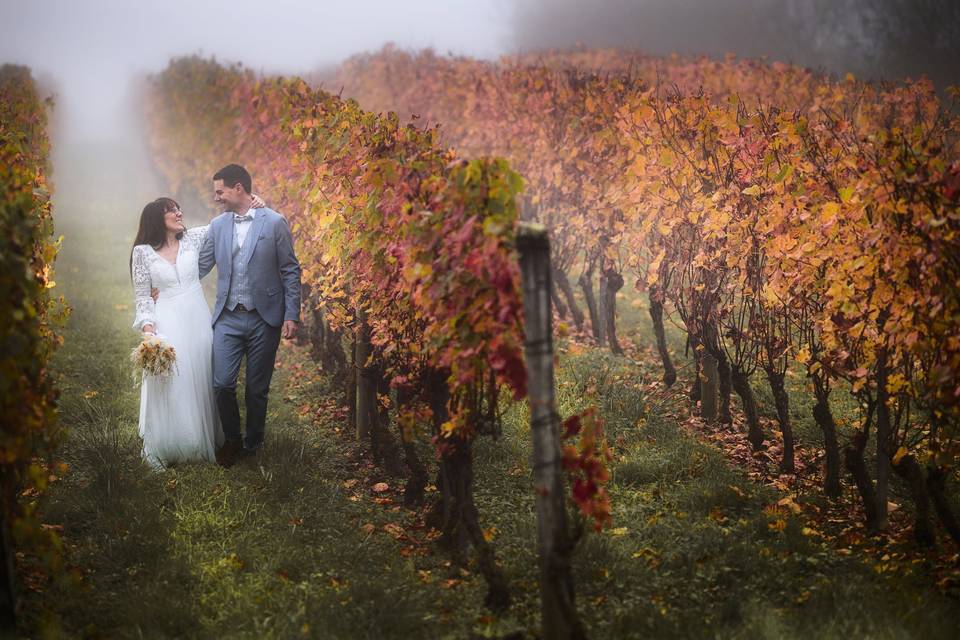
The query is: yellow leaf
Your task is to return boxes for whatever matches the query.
[768,519,787,532]
[741,185,763,196]
[886,373,908,395]
[892,446,909,466]
[608,527,629,536]
[821,202,840,222]
[777,497,802,514]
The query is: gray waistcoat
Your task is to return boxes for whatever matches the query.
[226,226,254,311]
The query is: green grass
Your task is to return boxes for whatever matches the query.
[20,142,960,638]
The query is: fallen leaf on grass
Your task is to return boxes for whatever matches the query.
[777,497,802,514]
[342,479,358,489]
[768,518,787,532]
[708,508,727,523]
[372,482,390,493]
[384,523,406,540]
[729,485,748,498]
[361,523,376,534]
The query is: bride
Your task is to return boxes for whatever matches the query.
[129,195,263,469]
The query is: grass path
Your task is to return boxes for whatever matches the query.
[23,142,960,639]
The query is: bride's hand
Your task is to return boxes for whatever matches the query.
[142,324,156,336]
[251,193,266,208]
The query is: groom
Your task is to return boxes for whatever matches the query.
[199,163,301,467]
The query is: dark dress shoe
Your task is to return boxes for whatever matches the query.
[217,439,243,467]
[238,446,260,461]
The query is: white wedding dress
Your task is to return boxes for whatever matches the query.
[131,226,222,469]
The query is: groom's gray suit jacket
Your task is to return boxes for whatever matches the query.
[198,207,301,327]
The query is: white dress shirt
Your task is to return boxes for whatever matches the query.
[234,207,256,249]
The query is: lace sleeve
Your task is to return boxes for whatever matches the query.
[184,224,210,249]
[131,246,156,330]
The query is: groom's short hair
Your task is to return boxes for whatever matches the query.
[213,164,252,194]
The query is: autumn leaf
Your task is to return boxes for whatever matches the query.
[892,447,909,466]
[768,519,787,532]
[383,523,406,539]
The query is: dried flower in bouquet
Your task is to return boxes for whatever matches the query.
[131,334,178,384]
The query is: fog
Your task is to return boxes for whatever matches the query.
[3,0,957,147]
[0,0,513,144]
[512,0,960,89]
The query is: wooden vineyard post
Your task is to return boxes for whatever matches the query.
[517,223,586,640]
[701,351,719,423]
[356,305,372,443]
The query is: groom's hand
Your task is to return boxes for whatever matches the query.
[151,288,159,303]
[281,320,298,340]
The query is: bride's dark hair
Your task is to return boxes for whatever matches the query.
[129,197,182,277]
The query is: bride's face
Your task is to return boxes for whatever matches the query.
[163,207,186,234]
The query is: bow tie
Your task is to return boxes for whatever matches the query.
[234,213,253,223]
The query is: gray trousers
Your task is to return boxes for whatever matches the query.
[213,307,281,450]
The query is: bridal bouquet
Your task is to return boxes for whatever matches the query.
[131,334,178,384]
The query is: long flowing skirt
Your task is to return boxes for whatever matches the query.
[138,283,221,469]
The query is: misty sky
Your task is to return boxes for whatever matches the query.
[0,0,512,141]
[5,1,956,146]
